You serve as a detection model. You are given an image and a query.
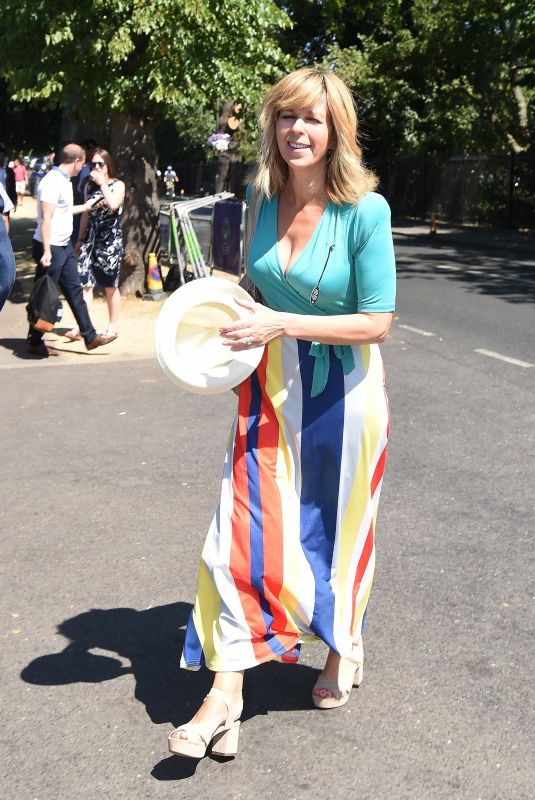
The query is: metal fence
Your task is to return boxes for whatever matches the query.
[168,154,534,230]
[168,159,248,198]
[373,154,535,230]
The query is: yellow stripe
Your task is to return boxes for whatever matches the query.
[333,346,383,637]
[191,559,222,665]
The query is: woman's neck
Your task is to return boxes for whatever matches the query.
[283,163,329,209]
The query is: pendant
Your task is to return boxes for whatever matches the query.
[310,285,320,304]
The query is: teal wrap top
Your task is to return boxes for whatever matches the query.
[246,189,397,396]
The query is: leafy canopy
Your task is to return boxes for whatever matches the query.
[321,0,534,157]
[1,0,292,118]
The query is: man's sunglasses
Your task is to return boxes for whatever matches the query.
[90,161,105,169]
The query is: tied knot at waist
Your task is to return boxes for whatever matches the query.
[308,342,355,397]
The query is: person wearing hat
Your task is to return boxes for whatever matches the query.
[169,67,396,759]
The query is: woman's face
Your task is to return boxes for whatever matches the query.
[275,94,331,171]
[90,154,108,180]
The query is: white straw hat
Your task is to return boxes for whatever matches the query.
[155,277,264,394]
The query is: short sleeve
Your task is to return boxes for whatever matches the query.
[39,174,61,205]
[0,183,14,214]
[351,193,396,312]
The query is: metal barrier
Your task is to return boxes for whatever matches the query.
[159,192,234,289]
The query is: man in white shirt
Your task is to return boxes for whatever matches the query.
[27,143,117,356]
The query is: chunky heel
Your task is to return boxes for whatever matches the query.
[211,720,240,756]
[168,687,243,760]
[353,662,364,687]
[312,639,365,709]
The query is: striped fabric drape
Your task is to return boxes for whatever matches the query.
[181,337,389,672]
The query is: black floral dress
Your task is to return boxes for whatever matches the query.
[78,180,123,288]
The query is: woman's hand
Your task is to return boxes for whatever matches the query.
[220,298,286,351]
[90,169,105,186]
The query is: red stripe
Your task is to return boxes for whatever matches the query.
[229,372,273,662]
[255,355,288,641]
[370,444,387,498]
[350,413,388,631]
[350,520,374,630]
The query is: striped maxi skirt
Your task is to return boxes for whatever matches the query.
[181,337,390,672]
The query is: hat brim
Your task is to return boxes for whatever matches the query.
[155,277,264,394]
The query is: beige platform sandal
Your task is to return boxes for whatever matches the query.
[312,638,364,709]
[168,687,243,759]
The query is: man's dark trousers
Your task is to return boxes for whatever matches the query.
[27,239,97,347]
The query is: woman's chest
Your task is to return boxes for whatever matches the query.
[251,201,359,313]
[277,203,326,273]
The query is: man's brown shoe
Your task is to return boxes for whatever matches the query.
[86,333,118,351]
[27,344,60,357]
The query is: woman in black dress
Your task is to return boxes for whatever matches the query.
[67,148,125,339]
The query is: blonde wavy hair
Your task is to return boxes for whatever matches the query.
[255,67,378,205]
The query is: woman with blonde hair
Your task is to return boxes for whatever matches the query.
[168,67,396,759]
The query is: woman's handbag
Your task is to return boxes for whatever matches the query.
[239,187,262,303]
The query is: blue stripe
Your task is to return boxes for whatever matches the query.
[246,370,264,599]
[245,369,282,652]
[182,610,205,667]
[297,339,345,650]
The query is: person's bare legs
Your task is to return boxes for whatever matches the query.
[317,649,343,680]
[83,285,94,314]
[104,286,120,335]
[312,642,363,701]
[170,670,244,742]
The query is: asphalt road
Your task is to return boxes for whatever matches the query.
[1,230,534,800]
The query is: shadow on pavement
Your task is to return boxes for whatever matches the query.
[21,601,320,781]
[21,602,196,724]
[0,337,34,359]
[394,232,535,305]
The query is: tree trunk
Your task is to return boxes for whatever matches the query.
[110,112,160,296]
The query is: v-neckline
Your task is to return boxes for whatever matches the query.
[275,195,331,277]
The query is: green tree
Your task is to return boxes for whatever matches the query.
[275,0,389,64]
[321,0,534,159]
[1,0,290,291]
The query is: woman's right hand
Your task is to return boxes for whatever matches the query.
[74,241,81,256]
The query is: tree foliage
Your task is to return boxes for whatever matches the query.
[0,0,291,289]
[320,0,534,158]
[1,0,291,118]
[275,0,389,64]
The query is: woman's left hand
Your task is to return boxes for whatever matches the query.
[220,298,285,351]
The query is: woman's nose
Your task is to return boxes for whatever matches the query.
[290,116,306,133]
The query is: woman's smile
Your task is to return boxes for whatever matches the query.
[287,141,310,151]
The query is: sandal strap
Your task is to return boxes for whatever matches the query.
[205,687,231,713]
